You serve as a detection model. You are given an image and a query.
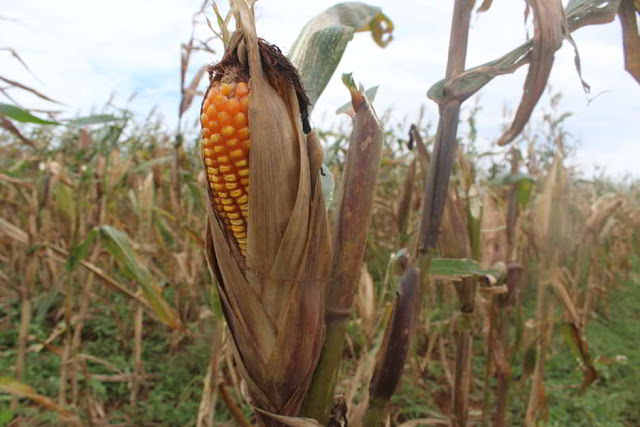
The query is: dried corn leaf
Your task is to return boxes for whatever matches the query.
[0,115,38,148]
[0,75,62,104]
[619,0,640,83]
[533,148,568,258]
[254,408,323,427]
[180,64,208,117]
[428,0,621,110]
[497,0,566,145]
[477,0,494,12]
[0,377,81,425]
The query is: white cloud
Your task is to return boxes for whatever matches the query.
[1,0,638,177]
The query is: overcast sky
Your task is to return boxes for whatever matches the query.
[2,0,638,179]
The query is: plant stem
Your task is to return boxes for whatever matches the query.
[301,92,383,424]
[416,2,475,426]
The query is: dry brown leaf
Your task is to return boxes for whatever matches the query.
[619,0,640,83]
[477,0,494,12]
[0,377,82,425]
[180,64,208,117]
[498,0,567,145]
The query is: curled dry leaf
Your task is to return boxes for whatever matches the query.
[0,377,82,425]
[497,0,567,146]
[427,0,622,143]
[477,0,494,13]
[618,0,640,83]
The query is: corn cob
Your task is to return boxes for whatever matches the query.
[200,80,251,253]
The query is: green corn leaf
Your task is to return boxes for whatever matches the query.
[0,103,60,125]
[429,258,498,280]
[288,2,393,107]
[66,114,120,126]
[98,225,182,330]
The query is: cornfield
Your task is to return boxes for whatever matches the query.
[1,1,639,426]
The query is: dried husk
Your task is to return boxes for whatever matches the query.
[203,0,331,422]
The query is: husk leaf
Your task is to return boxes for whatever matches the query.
[203,0,331,422]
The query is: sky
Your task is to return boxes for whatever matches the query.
[1,0,638,179]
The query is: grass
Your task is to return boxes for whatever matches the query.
[542,256,640,426]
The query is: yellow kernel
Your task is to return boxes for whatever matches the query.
[226,138,239,148]
[226,98,240,115]
[231,225,244,233]
[241,210,248,218]
[220,83,233,96]
[242,140,251,150]
[207,120,220,132]
[240,178,249,186]
[232,113,247,128]
[229,189,243,198]
[210,175,220,183]
[218,192,229,198]
[224,175,237,183]
[206,105,218,119]
[221,198,233,206]
[213,95,226,109]
[230,149,244,159]
[213,145,225,153]
[200,113,208,127]
[236,194,248,204]
[221,126,235,138]
[210,134,221,144]
[234,232,247,239]
[217,156,230,164]
[223,205,237,212]
[227,212,240,219]
[219,165,232,173]
[236,82,249,97]
[230,219,244,226]
[235,159,248,167]
[225,182,238,190]
[239,204,248,211]
[204,158,214,166]
[214,183,225,192]
[238,168,249,177]
[217,111,231,125]
[203,148,214,157]
[207,167,219,175]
